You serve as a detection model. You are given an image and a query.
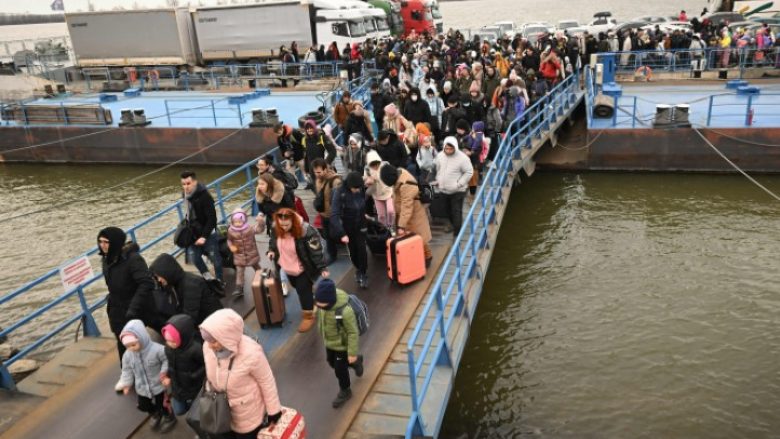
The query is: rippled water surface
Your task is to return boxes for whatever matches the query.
[441,173,780,439]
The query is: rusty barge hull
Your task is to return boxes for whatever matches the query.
[0,126,278,166]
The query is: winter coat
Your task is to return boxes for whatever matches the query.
[200,309,282,434]
[102,240,160,334]
[255,178,295,219]
[365,150,393,201]
[185,183,217,240]
[392,168,432,243]
[382,113,414,138]
[226,222,261,267]
[117,319,168,399]
[149,254,223,326]
[376,131,409,168]
[481,74,501,107]
[434,148,473,194]
[303,131,337,165]
[344,113,374,143]
[333,100,353,128]
[417,146,437,173]
[315,174,343,219]
[343,146,367,174]
[163,314,205,402]
[403,97,433,126]
[268,222,327,282]
[441,106,468,137]
[317,289,359,356]
[463,94,486,125]
[424,95,445,126]
[329,185,367,239]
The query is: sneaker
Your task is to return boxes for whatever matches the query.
[232,288,243,297]
[281,282,290,297]
[149,413,163,431]
[114,379,124,393]
[358,273,368,289]
[159,415,177,433]
[332,388,352,408]
[352,355,364,377]
[425,257,433,268]
[443,223,453,233]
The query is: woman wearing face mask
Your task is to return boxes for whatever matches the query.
[402,87,433,128]
[200,309,282,438]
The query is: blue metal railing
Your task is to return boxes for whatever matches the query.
[0,72,379,391]
[594,47,779,76]
[404,72,581,438]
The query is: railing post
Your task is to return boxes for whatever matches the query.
[707,95,714,127]
[632,97,637,128]
[745,94,754,127]
[211,100,217,127]
[612,95,618,127]
[0,363,16,391]
[214,184,227,222]
[61,102,68,125]
[76,286,101,337]
[127,229,137,243]
[245,165,258,216]
[237,102,243,126]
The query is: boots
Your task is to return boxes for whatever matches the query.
[332,388,352,408]
[298,310,316,333]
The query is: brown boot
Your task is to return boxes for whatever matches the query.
[298,310,316,333]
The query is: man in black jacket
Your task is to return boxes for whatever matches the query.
[376,129,409,168]
[180,171,223,286]
[98,227,161,368]
[150,254,223,326]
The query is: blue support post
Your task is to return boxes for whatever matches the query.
[612,95,618,127]
[165,100,172,127]
[632,97,637,128]
[61,102,68,125]
[237,102,243,126]
[0,363,15,391]
[127,229,137,243]
[76,286,100,337]
[211,100,217,127]
[745,94,754,127]
[214,184,227,222]
[706,95,714,127]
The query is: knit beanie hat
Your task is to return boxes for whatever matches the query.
[380,164,400,186]
[345,171,363,189]
[314,279,337,306]
[161,324,181,347]
[120,332,139,346]
[304,119,317,130]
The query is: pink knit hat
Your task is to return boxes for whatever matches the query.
[384,103,397,117]
[161,324,181,347]
[120,332,138,346]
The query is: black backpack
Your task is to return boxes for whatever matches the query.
[274,168,299,192]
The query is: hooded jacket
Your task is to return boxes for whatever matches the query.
[364,150,393,201]
[200,309,282,434]
[226,210,262,267]
[149,254,223,326]
[303,126,337,165]
[329,184,367,240]
[163,314,204,401]
[376,130,409,168]
[434,139,473,194]
[344,109,374,143]
[343,134,367,174]
[402,88,433,126]
[392,168,432,243]
[99,227,160,334]
[268,222,327,282]
[117,319,168,399]
[317,289,359,356]
[184,183,217,240]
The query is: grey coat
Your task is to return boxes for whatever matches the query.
[118,319,168,398]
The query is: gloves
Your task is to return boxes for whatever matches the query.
[267,411,282,424]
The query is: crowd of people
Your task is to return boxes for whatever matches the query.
[94,13,780,435]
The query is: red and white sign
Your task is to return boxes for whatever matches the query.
[59,256,94,292]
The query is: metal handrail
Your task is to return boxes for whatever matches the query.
[404,72,580,438]
[594,46,779,75]
[0,72,379,391]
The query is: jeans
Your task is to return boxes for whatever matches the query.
[171,397,192,416]
[441,192,466,236]
[187,231,223,281]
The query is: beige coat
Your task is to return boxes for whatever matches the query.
[392,168,432,243]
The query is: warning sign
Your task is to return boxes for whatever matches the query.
[59,256,95,292]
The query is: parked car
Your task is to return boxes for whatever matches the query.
[493,20,516,37]
[585,11,617,34]
[557,19,580,32]
[632,15,671,24]
[521,24,550,45]
[613,21,650,35]
[704,12,746,26]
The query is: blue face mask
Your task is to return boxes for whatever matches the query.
[215,348,233,359]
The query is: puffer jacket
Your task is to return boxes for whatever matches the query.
[149,254,223,326]
[317,289,359,356]
[329,185,367,239]
[164,314,204,401]
[200,309,282,434]
[434,147,473,194]
[375,130,409,168]
[100,229,161,334]
[364,150,393,201]
[268,222,327,282]
[117,319,167,398]
[226,222,261,267]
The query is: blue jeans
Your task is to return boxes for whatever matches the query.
[171,397,192,416]
[187,231,223,281]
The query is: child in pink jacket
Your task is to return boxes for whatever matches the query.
[199,309,282,437]
[226,208,264,297]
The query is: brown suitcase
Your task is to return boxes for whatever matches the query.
[252,268,285,327]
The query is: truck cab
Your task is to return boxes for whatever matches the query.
[422,0,444,34]
[316,8,368,49]
[368,0,404,36]
[399,0,435,37]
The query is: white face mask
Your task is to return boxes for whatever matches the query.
[411,95,418,102]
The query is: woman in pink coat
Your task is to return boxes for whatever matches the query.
[200,309,282,437]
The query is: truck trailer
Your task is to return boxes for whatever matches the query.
[65,8,197,67]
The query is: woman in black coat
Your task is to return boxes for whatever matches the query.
[402,87,433,127]
[98,226,161,364]
[149,253,223,326]
[329,172,369,288]
[161,314,205,415]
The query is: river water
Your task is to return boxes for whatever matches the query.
[441,173,780,438]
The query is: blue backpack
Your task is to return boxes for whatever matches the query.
[335,294,370,336]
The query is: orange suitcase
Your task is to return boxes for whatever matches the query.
[386,233,426,285]
[252,268,285,327]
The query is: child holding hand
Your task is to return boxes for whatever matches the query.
[226,208,264,297]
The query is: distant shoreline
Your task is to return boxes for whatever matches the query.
[0,13,65,26]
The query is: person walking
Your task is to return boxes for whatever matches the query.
[314,279,364,408]
[149,253,223,327]
[180,171,223,287]
[433,136,473,236]
[267,208,329,332]
[312,158,343,263]
[160,314,204,417]
[200,309,282,438]
[379,165,433,266]
[97,226,161,369]
[330,172,370,288]
[225,209,264,297]
[364,150,395,229]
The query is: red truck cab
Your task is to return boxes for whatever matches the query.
[398,0,435,37]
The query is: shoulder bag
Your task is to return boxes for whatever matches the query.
[191,357,234,435]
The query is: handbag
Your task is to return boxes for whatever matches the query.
[194,357,234,435]
[174,219,195,248]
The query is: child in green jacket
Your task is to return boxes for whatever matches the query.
[315,279,364,408]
